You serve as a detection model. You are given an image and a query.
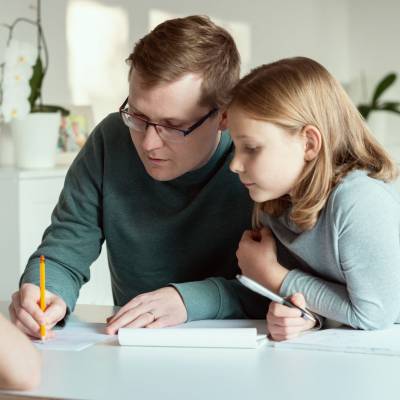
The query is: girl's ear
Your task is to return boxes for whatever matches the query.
[218,110,228,131]
[303,125,322,161]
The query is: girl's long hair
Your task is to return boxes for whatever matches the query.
[230,57,398,231]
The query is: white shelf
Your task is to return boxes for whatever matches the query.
[0,168,112,305]
[0,165,69,180]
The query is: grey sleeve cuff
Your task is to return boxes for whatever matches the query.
[279,268,324,330]
[279,268,303,298]
[172,278,246,322]
[170,279,222,322]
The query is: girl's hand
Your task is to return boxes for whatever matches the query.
[267,293,316,341]
[236,227,288,292]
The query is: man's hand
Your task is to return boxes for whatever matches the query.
[267,293,316,341]
[105,286,188,334]
[9,283,67,339]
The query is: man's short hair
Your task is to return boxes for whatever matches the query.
[126,15,240,108]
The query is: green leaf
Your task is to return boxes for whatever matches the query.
[358,104,371,119]
[371,73,397,106]
[29,56,45,110]
[378,101,400,113]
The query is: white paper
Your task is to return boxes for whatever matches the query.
[33,320,113,351]
[271,325,400,356]
[118,319,267,349]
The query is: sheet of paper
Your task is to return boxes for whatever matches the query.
[118,319,267,349]
[271,325,400,356]
[32,320,113,351]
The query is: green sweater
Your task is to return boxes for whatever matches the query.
[21,113,268,321]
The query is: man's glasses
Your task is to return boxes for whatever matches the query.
[119,97,219,143]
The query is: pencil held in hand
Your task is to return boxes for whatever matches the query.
[39,255,46,340]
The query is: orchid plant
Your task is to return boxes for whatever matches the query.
[0,0,68,123]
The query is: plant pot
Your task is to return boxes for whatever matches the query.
[0,122,15,166]
[11,112,61,169]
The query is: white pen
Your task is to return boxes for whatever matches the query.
[236,274,317,322]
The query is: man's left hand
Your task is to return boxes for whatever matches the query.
[105,286,187,334]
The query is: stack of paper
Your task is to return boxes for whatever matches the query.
[118,320,267,349]
[33,321,113,351]
[271,325,400,356]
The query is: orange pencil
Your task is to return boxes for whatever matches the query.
[39,255,46,341]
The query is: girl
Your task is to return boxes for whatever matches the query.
[0,313,41,390]
[228,57,400,341]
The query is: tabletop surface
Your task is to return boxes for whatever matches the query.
[0,302,399,400]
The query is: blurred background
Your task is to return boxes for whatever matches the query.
[1,0,399,139]
[0,0,399,304]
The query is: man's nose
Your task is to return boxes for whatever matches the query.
[141,124,164,151]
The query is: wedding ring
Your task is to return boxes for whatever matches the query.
[147,311,156,321]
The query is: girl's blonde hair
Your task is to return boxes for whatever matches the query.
[230,57,398,231]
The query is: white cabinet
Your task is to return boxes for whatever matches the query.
[0,167,113,305]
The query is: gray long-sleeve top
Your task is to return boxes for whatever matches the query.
[261,170,400,330]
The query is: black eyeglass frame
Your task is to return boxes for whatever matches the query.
[119,97,219,138]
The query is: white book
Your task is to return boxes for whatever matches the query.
[118,319,267,349]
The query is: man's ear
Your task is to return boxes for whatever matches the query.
[218,110,228,131]
[303,125,322,161]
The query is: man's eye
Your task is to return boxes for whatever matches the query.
[244,146,258,153]
[165,122,184,130]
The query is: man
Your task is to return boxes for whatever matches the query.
[10,15,267,338]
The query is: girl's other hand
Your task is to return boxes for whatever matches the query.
[236,227,288,292]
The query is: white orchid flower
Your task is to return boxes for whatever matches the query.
[2,64,33,90]
[1,79,30,100]
[0,41,37,122]
[4,40,37,68]
[1,94,30,122]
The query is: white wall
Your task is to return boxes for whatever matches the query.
[1,1,399,124]
[0,0,351,126]
[347,0,400,156]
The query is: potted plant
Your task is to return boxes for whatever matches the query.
[0,0,69,169]
[358,73,400,144]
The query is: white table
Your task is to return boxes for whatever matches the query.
[0,302,399,400]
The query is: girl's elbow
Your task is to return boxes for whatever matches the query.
[9,350,42,390]
[352,311,395,331]
[0,370,40,391]
[18,369,41,391]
